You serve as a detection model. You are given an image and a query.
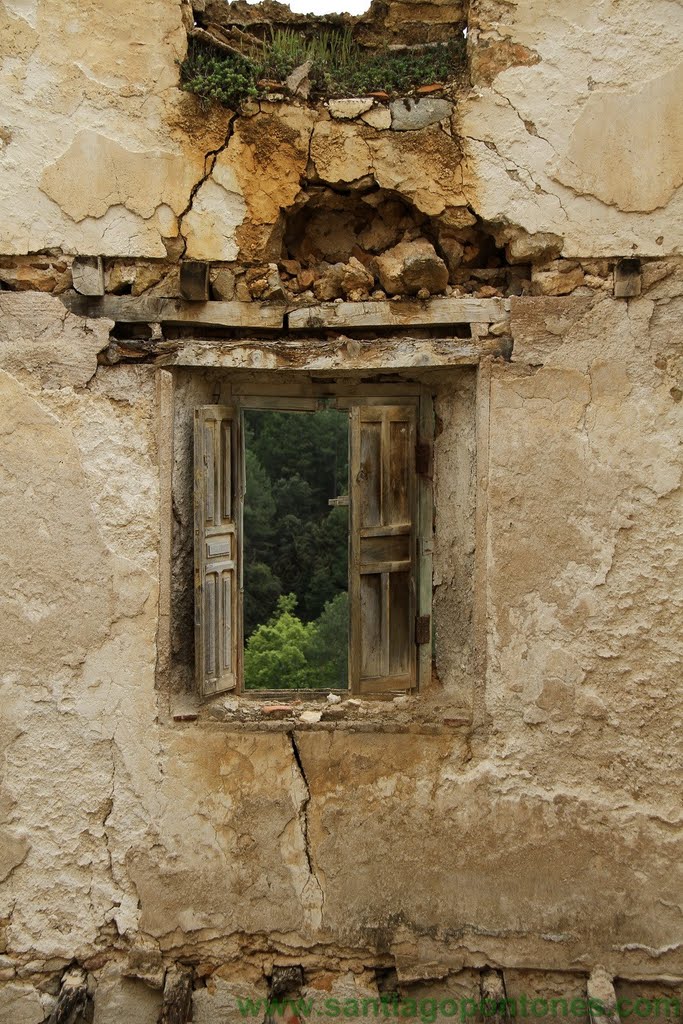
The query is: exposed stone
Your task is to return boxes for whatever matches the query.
[0,256,72,293]
[437,234,465,276]
[390,97,453,131]
[248,276,269,299]
[313,263,344,301]
[285,60,312,99]
[531,262,585,296]
[587,968,620,1024]
[505,232,564,265]
[298,268,316,290]
[437,207,477,230]
[340,257,374,297]
[210,266,236,301]
[124,940,165,988]
[0,983,44,1024]
[193,978,268,1024]
[376,239,449,296]
[105,259,174,297]
[93,970,162,1024]
[329,98,373,120]
[299,710,322,724]
[357,203,406,253]
[361,106,392,130]
[311,120,466,215]
[469,38,541,87]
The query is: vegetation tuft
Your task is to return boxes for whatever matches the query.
[180,28,466,108]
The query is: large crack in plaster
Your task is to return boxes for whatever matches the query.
[177,110,242,258]
[289,732,324,928]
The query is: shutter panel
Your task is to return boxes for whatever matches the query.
[194,406,239,697]
[349,404,417,694]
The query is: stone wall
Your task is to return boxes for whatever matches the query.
[0,0,682,1020]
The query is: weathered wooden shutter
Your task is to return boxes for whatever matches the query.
[349,403,418,694]
[194,406,239,696]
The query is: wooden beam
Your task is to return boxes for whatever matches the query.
[47,967,88,1024]
[159,965,193,1024]
[179,261,209,301]
[72,256,104,296]
[157,335,508,370]
[61,295,508,330]
[61,294,285,329]
[287,297,509,329]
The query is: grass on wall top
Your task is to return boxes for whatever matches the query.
[180,28,467,109]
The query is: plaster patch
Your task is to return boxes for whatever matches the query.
[39,130,203,222]
[554,65,683,212]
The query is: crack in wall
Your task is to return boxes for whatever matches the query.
[289,731,325,924]
[177,110,242,258]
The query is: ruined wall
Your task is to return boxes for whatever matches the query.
[0,0,682,1020]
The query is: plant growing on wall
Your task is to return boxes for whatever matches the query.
[180,29,466,108]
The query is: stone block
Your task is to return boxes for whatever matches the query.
[0,983,44,1024]
[329,98,373,120]
[93,973,162,1024]
[390,98,452,131]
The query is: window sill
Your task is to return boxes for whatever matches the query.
[165,692,471,734]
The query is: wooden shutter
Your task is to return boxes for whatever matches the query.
[194,406,239,696]
[349,404,418,694]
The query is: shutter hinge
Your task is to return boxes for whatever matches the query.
[415,441,433,478]
[415,614,431,645]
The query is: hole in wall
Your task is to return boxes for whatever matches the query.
[185,0,470,106]
[275,180,532,301]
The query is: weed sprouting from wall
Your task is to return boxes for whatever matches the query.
[181,44,260,109]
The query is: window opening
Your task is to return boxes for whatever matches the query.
[243,407,349,691]
[192,388,431,699]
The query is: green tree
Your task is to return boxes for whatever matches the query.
[243,408,349,640]
[305,592,349,689]
[244,562,281,638]
[244,594,318,690]
[301,506,348,620]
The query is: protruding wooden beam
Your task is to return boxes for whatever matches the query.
[179,261,210,301]
[72,256,104,296]
[614,258,642,298]
[47,967,88,1024]
[159,964,193,1024]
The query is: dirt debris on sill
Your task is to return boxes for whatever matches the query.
[168,691,472,732]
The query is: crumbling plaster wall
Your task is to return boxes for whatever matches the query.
[0,277,681,1014]
[1,0,682,259]
[0,0,682,1018]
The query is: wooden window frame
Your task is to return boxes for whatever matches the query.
[194,383,434,699]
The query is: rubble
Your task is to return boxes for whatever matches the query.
[376,239,449,295]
